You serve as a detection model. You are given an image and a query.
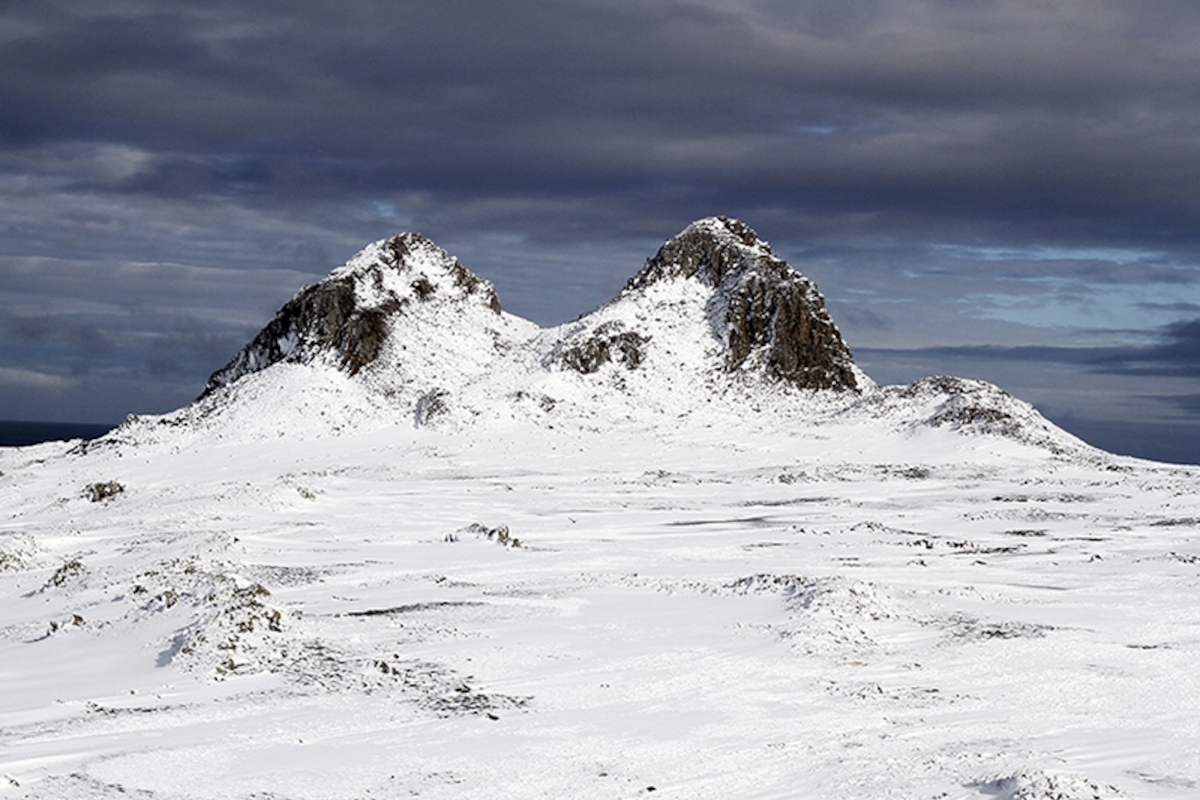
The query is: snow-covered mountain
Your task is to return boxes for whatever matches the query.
[202,216,858,397]
[108,217,1086,456]
[4,218,1195,800]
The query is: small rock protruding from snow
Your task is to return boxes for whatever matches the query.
[623,216,859,392]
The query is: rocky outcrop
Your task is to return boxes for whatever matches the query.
[847,375,1091,455]
[623,217,859,392]
[201,234,502,397]
[559,321,650,374]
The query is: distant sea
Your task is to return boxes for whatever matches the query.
[0,420,116,447]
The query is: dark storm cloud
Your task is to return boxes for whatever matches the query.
[6,315,116,356]
[1119,319,1200,378]
[144,321,247,380]
[1159,393,1200,414]
[3,0,1200,248]
[2,305,242,378]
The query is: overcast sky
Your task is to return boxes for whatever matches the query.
[3,0,1200,461]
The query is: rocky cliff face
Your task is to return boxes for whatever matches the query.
[621,217,859,392]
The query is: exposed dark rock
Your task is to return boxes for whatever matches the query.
[624,217,761,289]
[561,321,651,374]
[200,275,387,396]
[415,388,451,426]
[450,259,500,312]
[48,557,86,587]
[411,277,436,299]
[625,217,858,392]
[85,481,124,502]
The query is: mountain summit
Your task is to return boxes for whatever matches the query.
[202,233,509,397]
[199,217,863,409]
[622,216,858,391]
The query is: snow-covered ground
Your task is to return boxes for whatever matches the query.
[2,219,1198,798]
[2,412,1198,799]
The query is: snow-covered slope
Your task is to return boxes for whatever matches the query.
[2,405,1198,799]
[203,232,522,394]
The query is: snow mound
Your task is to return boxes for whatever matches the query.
[727,573,897,620]
[852,375,1095,455]
[158,573,287,679]
[727,573,902,652]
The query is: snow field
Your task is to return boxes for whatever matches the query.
[2,418,1199,799]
